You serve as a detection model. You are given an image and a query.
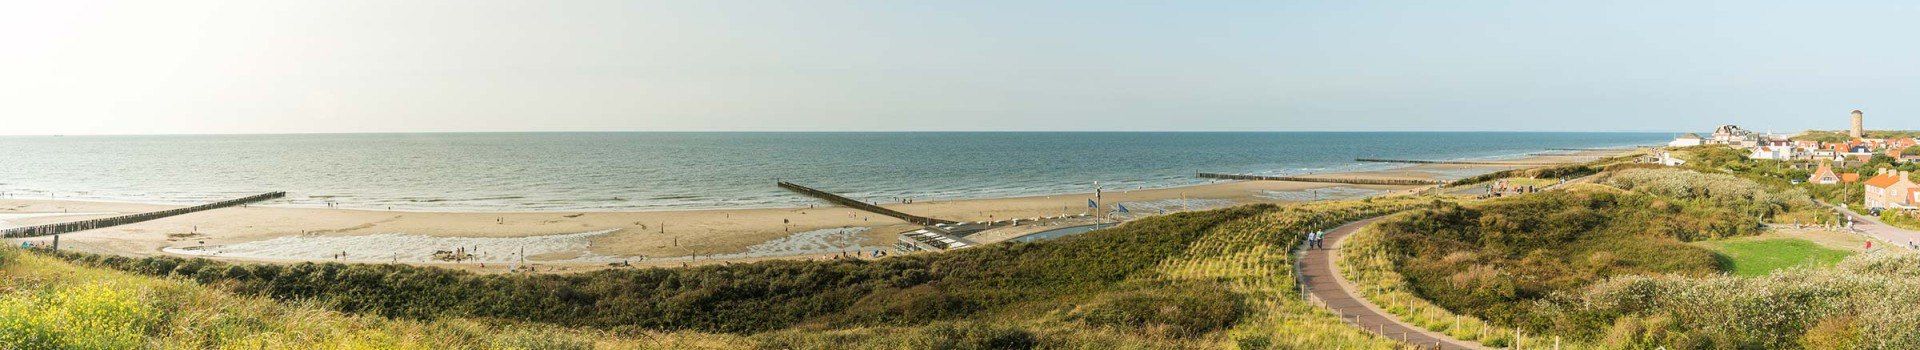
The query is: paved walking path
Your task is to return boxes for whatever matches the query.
[1299,217,1482,350]
[1830,204,1920,250]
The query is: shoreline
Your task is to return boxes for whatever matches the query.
[0,144,1651,214]
[1,149,1636,270]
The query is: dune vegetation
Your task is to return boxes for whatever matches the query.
[1361,188,1731,332]
[1342,164,1917,349]
[1541,252,1920,349]
[0,247,704,349]
[15,196,1445,349]
[1696,238,1854,277]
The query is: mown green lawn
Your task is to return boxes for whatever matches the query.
[1702,238,1855,277]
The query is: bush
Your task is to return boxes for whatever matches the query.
[1066,284,1244,339]
[1369,189,1727,333]
[1545,252,1920,349]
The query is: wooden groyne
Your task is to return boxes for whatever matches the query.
[1196,173,1442,186]
[776,182,957,226]
[2,192,286,238]
[1353,158,1559,166]
[1546,147,1642,151]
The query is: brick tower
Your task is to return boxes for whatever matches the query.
[1851,110,1864,138]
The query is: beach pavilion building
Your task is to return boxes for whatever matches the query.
[1668,133,1704,147]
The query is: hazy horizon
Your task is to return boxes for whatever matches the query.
[6,1,1919,135]
[3,128,1697,135]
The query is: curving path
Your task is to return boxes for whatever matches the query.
[1299,216,1482,350]
[1829,203,1920,250]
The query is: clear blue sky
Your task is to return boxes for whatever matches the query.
[3,1,1916,135]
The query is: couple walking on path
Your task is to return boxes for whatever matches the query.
[1304,229,1326,249]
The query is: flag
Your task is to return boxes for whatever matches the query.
[1087,199,1098,208]
[1116,204,1130,213]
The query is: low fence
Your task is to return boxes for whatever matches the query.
[1196,172,1443,186]
[776,182,957,226]
[2,192,286,238]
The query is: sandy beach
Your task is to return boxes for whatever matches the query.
[1,150,1628,270]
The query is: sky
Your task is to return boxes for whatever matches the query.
[2,1,1918,135]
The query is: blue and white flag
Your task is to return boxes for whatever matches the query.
[1087,199,1098,208]
[1116,204,1130,213]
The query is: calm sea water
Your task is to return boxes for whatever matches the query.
[0,132,1668,212]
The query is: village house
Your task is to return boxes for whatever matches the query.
[1808,162,1841,185]
[1749,146,1790,161]
[1864,169,1918,210]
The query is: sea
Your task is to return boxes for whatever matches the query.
[0,132,1670,212]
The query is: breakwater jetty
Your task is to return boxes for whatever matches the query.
[1353,158,1558,166]
[776,182,957,226]
[2,192,286,238]
[1196,173,1442,186]
[1546,147,1640,151]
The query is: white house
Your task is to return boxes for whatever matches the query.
[1668,133,1705,147]
[1749,146,1791,161]
[1657,151,1686,166]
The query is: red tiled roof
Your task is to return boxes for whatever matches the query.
[1866,172,1903,188]
[1842,173,1862,183]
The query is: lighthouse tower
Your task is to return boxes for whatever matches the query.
[1850,110,1864,138]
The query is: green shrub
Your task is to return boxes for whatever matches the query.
[1066,284,1244,338]
[1370,189,1727,334]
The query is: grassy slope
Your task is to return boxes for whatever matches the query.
[1694,234,1858,277]
[22,198,1437,349]
[1357,165,1845,341]
[0,247,728,349]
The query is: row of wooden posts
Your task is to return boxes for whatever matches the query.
[1353,158,1560,166]
[1195,172,1444,186]
[1,191,286,238]
[775,181,957,226]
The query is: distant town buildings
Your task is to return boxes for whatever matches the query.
[1669,109,1920,211]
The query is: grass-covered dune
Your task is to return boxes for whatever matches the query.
[1351,166,1895,349]
[1696,237,1855,277]
[0,247,684,349]
[1543,252,1920,349]
[1367,188,1732,333]
[18,197,1437,348]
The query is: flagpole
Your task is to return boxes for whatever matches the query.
[1094,181,1103,220]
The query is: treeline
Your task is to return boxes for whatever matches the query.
[1594,167,1827,227]
[36,201,1407,343]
